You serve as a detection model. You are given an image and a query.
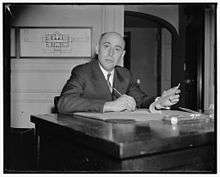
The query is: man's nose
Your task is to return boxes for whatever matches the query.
[108,47,114,56]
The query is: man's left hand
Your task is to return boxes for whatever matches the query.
[154,85,181,110]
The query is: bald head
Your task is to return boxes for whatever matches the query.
[99,32,125,50]
[96,32,126,72]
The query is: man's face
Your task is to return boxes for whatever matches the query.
[96,33,125,72]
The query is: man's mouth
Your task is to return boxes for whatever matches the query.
[105,59,114,63]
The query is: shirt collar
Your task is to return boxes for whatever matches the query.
[98,62,114,80]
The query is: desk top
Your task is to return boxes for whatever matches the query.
[31,110,214,159]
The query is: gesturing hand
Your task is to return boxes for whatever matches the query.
[159,85,181,107]
[149,84,181,113]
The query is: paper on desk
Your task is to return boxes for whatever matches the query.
[73,109,207,122]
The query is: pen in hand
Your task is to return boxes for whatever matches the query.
[177,83,180,89]
[113,87,122,96]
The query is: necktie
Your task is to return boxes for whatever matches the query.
[107,73,112,92]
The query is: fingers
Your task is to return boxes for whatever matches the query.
[103,101,126,112]
[123,96,136,111]
[170,98,179,104]
[119,95,136,111]
[104,94,136,112]
[162,87,181,97]
[158,93,180,108]
[175,89,181,94]
[170,94,180,100]
[169,95,179,105]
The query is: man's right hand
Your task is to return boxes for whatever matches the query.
[103,94,136,112]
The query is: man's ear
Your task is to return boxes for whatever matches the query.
[117,50,126,66]
[95,43,99,55]
[121,50,125,60]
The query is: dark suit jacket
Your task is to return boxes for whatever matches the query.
[57,60,155,113]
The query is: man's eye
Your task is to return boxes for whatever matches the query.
[115,48,122,52]
[103,44,110,48]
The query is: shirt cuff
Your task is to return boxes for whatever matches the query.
[154,97,163,110]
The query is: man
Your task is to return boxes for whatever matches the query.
[57,32,180,113]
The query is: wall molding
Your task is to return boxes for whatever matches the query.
[11,89,61,93]
[11,69,69,73]
[11,99,54,103]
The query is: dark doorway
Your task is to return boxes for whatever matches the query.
[124,11,178,97]
[124,32,131,70]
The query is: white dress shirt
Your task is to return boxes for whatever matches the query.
[98,63,114,89]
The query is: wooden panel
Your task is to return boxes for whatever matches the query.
[10,59,90,128]
[11,59,89,93]
[11,102,54,128]
[101,5,124,66]
[11,72,69,93]
[161,28,171,93]
[11,58,89,70]
[11,28,16,57]
[101,5,124,35]
[204,7,215,111]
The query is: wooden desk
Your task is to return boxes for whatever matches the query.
[30,112,216,172]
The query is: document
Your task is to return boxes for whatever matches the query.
[74,109,208,122]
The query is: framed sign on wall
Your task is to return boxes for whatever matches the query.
[19,27,92,57]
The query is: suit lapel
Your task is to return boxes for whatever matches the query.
[113,68,127,99]
[91,60,112,100]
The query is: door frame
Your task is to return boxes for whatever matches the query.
[124,11,179,96]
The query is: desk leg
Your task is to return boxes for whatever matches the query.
[34,126,40,169]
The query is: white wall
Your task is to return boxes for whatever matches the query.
[12,5,124,57]
[11,5,124,128]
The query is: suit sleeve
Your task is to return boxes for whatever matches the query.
[57,67,106,113]
[126,73,156,108]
